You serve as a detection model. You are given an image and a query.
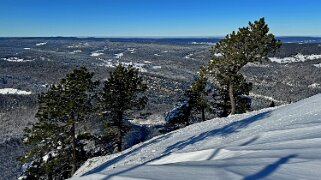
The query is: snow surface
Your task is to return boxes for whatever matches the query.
[0,88,32,95]
[190,42,216,45]
[73,94,321,180]
[249,93,286,103]
[70,50,82,54]
[269,53,321,63]
[184,53,193,59]
[36,42,47,46]
[308,83,320,89]
[214,53,223,57]
[91,52,104,57]
[115,53,124,59]
[313,63,321,68]
[152,66,162,70]
[128,48,136,54]
[1,57,33,62]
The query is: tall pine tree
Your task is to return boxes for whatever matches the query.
[20,67,98,179]
[101,65,147,152]
[208,58,252,116]
[210,18,281,115]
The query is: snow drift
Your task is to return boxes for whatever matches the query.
[73,94,321,180]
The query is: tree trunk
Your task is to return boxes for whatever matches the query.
[71,123,77,175]
[229,82,236,115]
[201,107,205,122]
[117,111,123,152]
[185,106,192,126]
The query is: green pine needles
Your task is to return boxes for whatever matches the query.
[19,65,148,179]
[101,64,148,152]
[209,18,281,115]
[20,67,98,179]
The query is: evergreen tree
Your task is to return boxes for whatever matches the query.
[209,59,252,116]
[164,66,210,130]
[187,65,209,122]
[209,18,281,115]
[101,65,148,152]
[19,67,99,179]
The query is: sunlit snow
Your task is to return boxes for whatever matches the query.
[73,94,321,179]
[36,42,47,46]
[0,88,32,95]
[1,57,34,62]
[269,53,321,63]
[91,52,104,57]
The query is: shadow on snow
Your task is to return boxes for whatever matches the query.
[82,110,272,178]
[164,110,272,154]
[81,133,172,176]
[244,154,297,180]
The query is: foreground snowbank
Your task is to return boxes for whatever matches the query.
[73,94,321,180]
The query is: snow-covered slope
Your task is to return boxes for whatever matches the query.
[73,94,321,180]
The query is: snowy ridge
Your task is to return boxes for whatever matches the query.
[73,94,321,180]
[269,53,321,63]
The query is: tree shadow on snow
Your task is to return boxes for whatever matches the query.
[164,110,272,154]
[81,133,172,176]
[239,135,260,146]
[244,154,297,180]
[82,110,272,178]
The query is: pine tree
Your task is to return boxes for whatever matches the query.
[209,18,281,115]
[101,65,148,152]
[19,67,99,179]
[188,65,209,122]
[164,66,210,130]
[209,58,252,116]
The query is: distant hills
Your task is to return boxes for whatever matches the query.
[1,36,321,44]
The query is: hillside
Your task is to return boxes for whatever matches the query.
[2,38,321,179]
[74,94,321,180]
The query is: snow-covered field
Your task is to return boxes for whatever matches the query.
[91,52,104,57]
[249,93,287,103]
[70,50,82,54]
[1,57,34,62]
[73,94,321,180]
[115,53,124,59]
[184,53,193,59]
[36,42,47,46]
[0,88,32,95]
[269,53,321,63]
[313,63,321,68]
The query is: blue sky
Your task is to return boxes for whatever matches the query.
[0,0,321,37]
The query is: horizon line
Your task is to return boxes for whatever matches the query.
[1,35,321,39]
